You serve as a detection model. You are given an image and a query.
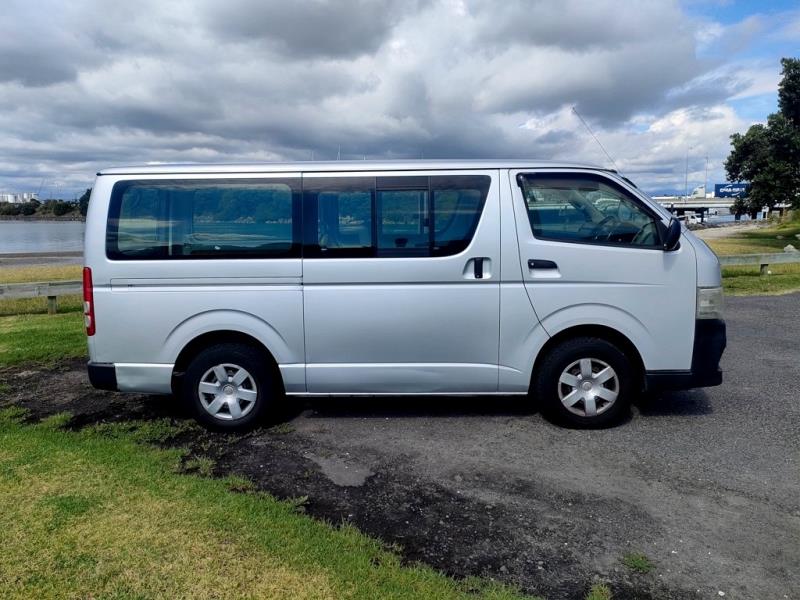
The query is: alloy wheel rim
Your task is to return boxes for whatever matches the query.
[557,358,619,417]
[198,363,258,421]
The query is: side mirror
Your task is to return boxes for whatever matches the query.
[662,217,681,251]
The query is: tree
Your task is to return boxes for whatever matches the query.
[0,203,21,216]
[779,56,800,127]
[78,188,91,216]
[725,58,800,214]
[52,201,73,216]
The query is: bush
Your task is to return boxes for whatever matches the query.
[52,201,73,216]
[0,203,21,216]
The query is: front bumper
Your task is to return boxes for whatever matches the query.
[645,319,726,391]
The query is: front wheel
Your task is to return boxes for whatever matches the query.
[183,343,273,430]
[534,336,634,427]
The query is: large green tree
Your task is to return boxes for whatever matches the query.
[725,58,800,215]
[78,188,91,216]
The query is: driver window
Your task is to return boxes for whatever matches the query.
[519,174,659,247]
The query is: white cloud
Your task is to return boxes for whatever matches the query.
[0,0,786,196]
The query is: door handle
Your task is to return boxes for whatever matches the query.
[465,257,489,280]
[528,259,558,269]
[474,257,484,279]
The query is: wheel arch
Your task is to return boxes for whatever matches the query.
[530,324,646,393]
[171,330,284,396]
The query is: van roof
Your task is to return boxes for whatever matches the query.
[97,159,603,176]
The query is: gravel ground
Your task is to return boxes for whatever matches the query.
[2,293,798,599]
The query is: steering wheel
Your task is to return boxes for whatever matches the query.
[590,215,620,241]
[631,222,656,246]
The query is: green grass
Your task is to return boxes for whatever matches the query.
[0,265,83,316]
[703,219,800,296]
[722,263,800,296]
[585,583,612,600]
[0,409,533,600]
[0,264,82,284]
[705,221,800,256]
[269,422,296,435]
[184,456,215,477]
[0,294,83,317]
[621,552,654,574]
[0,312,86,366]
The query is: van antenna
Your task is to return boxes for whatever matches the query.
[571,106,619,172]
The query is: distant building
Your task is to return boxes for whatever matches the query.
[0,192,38,203]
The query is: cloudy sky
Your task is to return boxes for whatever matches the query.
[1,0,798,197]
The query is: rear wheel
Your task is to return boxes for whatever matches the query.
[534,336,634,427]
[183,343,273,430]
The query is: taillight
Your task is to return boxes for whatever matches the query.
[82,267,96,336]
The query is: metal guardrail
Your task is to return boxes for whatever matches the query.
[718,252,800,275]
[0,280,82,313]
[2,252,799,314]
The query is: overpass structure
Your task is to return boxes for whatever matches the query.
[651,196,735,223]
[652,196,734,212]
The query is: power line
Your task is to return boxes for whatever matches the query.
[571,106,619,172]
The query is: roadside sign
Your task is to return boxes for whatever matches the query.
[714,183,750,198]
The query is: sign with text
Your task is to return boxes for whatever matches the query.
[714,183,750,198]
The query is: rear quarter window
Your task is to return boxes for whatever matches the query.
[106,179,301,260]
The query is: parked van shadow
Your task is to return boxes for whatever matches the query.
[634,389,713,416]
[291,391,711,427]
[301,394,536,420]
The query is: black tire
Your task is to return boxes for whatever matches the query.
[534,336,634,428]
[183,343,273,431]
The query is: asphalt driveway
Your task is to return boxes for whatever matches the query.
[2,293,798,599]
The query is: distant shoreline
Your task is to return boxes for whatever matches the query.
[0,250,83,267]
[0,251,83,258]
[0,215,85,222]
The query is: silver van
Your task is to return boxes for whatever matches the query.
[84,160,725,428]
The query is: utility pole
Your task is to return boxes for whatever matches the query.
[684,147,693,199]
[704,155,709,197]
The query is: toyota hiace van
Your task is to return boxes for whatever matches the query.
[84,160,725,428]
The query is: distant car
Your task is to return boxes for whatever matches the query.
[678,212,700,225]
[82,160,726,429]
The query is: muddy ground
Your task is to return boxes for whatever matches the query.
[2,293,798,600]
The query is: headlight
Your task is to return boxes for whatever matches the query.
[697,286,723,320]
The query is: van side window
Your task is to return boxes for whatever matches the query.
[432,175,489,256]
[303,177,375,257]
[107,179,301,260]
[114,186,168,257]
[517,174,660,248]
[303,174,489,258]
[377,175,430,256]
